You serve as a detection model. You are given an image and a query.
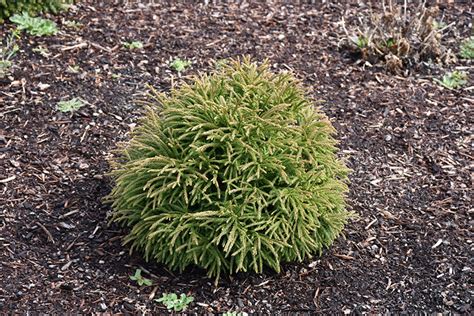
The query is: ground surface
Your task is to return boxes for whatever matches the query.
[0,1,472,314]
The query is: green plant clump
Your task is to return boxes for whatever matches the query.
[106,58,351,281]
[155,293,194,312]
[123,41,143,50]
[10,12,58,36]
[0,0,72,23]
[56,97,85,113]
[434,70,468,90]
[170,58,191,72]
[460,37,474,59]
[129,268,152,286]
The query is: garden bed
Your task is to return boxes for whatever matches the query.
[0,1,472,313]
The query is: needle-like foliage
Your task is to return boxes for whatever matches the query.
[106,57,351,282]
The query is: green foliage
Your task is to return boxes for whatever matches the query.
[459,37,474,59]
[350,35,368,49]
[0,30,19,78]
[123,41,144,50]
[214,59,229,69]
[106,58,351,282]
[155,293,194,312]
[434,71,468,89]
[57,97,85,113]
[170,58,191,72]
[0,0,72,24]
[129,269,153,286]
[10,12,58,36]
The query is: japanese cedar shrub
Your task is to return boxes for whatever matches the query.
[106,58,351,281]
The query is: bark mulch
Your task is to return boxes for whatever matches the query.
[0,1,472,314]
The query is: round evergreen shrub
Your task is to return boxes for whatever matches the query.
[106,58,351,281]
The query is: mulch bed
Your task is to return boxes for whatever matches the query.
[0,1,472,314]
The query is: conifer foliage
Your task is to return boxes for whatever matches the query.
[106,58,351,281]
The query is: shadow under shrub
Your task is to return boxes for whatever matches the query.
[106,58,351,281]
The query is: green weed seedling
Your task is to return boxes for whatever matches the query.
[170,58,191,72]
[10,12,58,36]
[434,71,468,90]
[57,98,85,113]
[0,31,19,78]
[351,35,368,49]
[123,41,143,50]
[129,269,152,286]
[460,37,474,59]
[155,293,194,312]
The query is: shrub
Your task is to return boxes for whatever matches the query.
[106,58,351,281]
[0,0,72,23]
[340,3,455,72]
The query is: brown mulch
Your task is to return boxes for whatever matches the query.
[0,2,472,314]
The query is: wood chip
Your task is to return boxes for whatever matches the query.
[0,175,16,183]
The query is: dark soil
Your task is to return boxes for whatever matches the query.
[0,2,472,314]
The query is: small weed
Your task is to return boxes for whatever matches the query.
[129,269,152,286]
[57,98,85,113]
[63,20,83,29]
[33,46,51,58]
[10,12,58,36]
[170,58,191,72]
[459,37,474,59]
[155,293,194,312]
[350,35,368,49]
[111,73,121,79]
[123,41,143,50]
[0,31,19,78]
[434,70,468,89]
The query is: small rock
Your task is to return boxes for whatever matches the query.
[78,162,89,170]
[9,159,20,168]
[100,302,107,311]
[38,83,51,90]
[59,222,75,229]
